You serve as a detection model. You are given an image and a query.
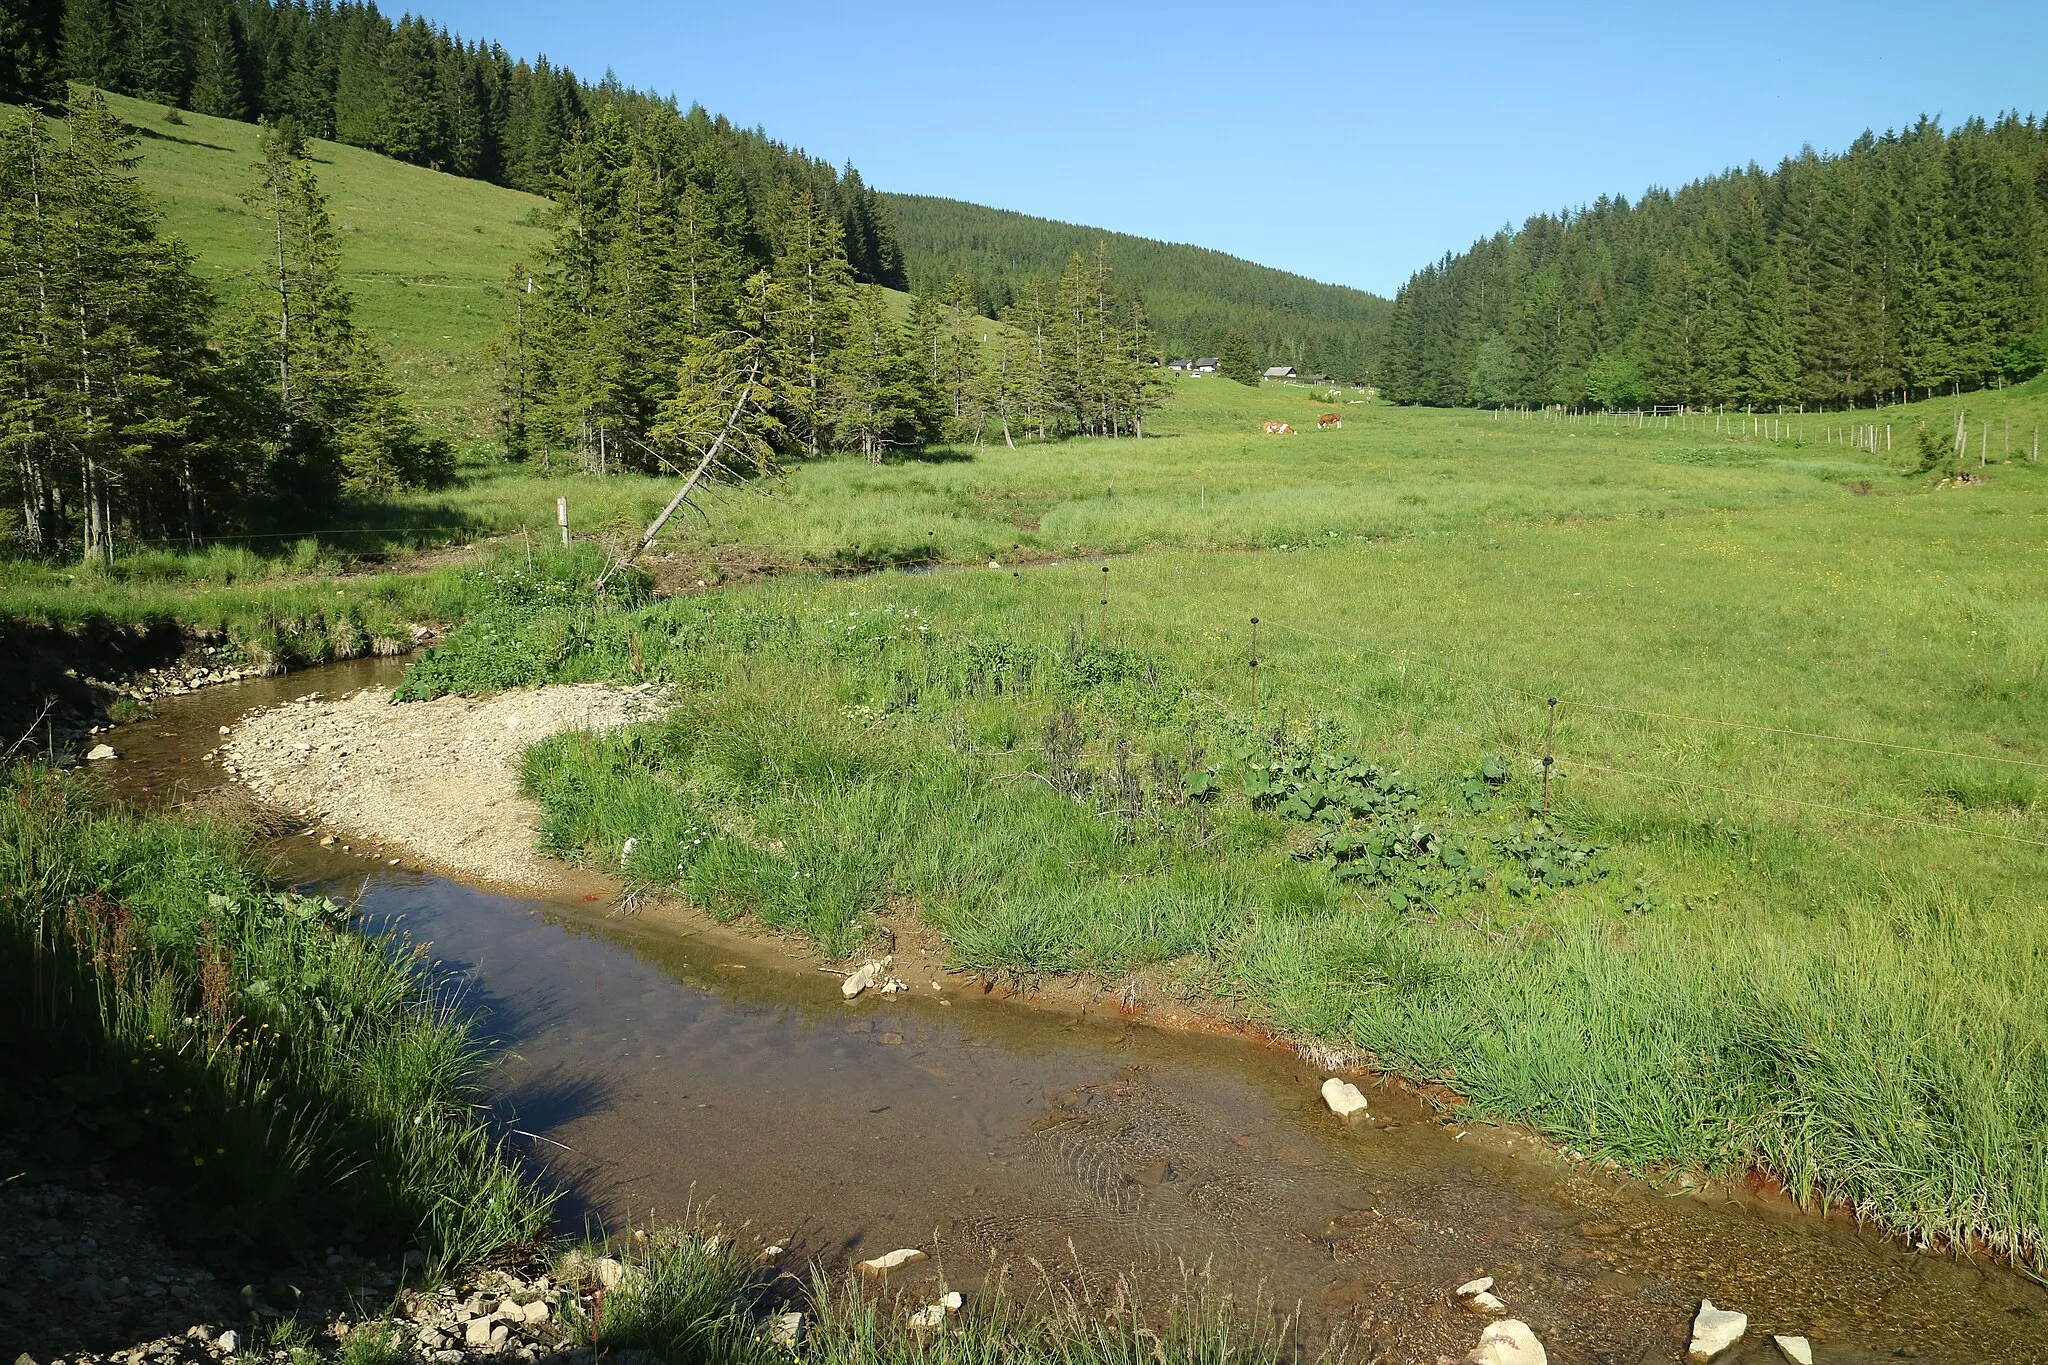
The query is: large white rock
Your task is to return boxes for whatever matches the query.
[1772,1336,1812,1365]
[1688,1301,1747,1360]
[1466,1319,1546,1365]
[1321,1077,1368,1118]
[86,744,117,761]
[858,1247,926,1273]
[842,955,894,999]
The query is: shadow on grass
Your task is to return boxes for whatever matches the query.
[884,445,977,465]
[127,122,234,153]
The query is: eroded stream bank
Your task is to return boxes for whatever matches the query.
[100,660,2048,1364]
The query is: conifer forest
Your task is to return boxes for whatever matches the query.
[1380,116,2048,409]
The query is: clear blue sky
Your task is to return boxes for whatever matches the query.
[417,0,2048,298]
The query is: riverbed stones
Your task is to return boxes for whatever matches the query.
[768,1312,803,1347]
[908,1290,964,1330]
[1455,1277,1506,1315]
[858,1247,926,1273]
[86,743,117,761]
[218,682,668,888]
[1771,1336,1812,1365]
[1466,1319,1546,1365]
[1688,1301,1746,1360]
[1321,1077,1368,1118]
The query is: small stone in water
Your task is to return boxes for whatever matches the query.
[1321,1077,1368,1117]
[1688,1301,1746,1360]
[1771,1337,1812,1365]
[858,1248,925,1273]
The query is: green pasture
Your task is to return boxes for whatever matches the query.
[390,380,2048,1265]
[365,368,2048,576]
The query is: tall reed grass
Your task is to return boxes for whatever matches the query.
[552,1224,1307,1365]
[0,765,554,1266]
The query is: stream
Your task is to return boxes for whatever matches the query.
[100,659,2048,1364]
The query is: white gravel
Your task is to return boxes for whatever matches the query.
[219,683,668,888]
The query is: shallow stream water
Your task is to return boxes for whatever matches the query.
[101,660,2048,1364]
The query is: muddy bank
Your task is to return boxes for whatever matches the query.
[215,682,668,889]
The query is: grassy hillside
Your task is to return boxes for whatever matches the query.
[886,192,1391,381]
[24,91,553,441]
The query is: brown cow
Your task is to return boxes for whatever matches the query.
[1318,413,1342,429]
[1262,421,1294,435]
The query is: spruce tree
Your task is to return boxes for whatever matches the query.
[1219,328,1260,386]
[60,0,125,92]
[652,278,785,478]
[186,0,246,120]
[831,286,929,462]
[0,0,62,104]
[770,189,853,459]
[0,94,243,556]
[0,108,65,553]
[124,0,188,107]
[241,119,441,496]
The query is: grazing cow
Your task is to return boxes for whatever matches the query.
[1262,421,1294,435]
[1318,413,1342,429]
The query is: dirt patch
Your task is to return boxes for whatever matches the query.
[217,683,667,889]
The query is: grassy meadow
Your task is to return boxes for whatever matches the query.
[386,374,2048,1270]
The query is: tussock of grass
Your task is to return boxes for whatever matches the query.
[0,764,554,1266]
